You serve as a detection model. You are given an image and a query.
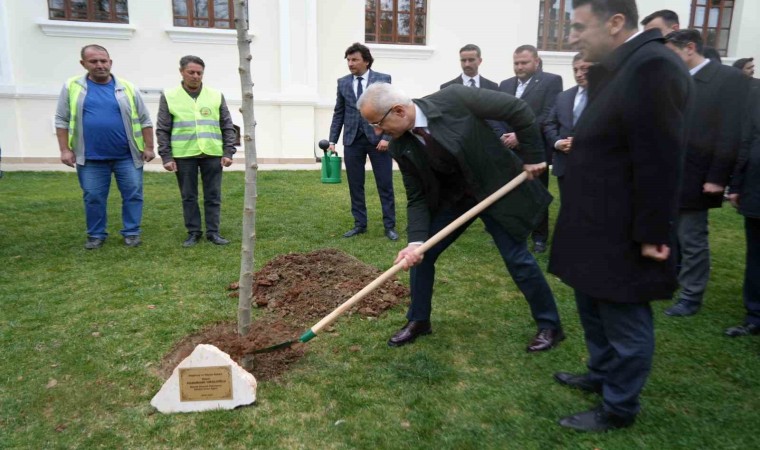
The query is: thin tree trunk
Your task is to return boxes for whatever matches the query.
[235,0,257,336]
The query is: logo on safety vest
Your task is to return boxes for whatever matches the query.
[200,107,212,117]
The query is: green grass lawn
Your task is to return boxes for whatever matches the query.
[0,170,757,449]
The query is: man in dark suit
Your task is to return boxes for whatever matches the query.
[662,29,748,317]
[543,53,591,196]
[549,0,693,432]
[328,43,397,241]
[726,88,760,337]
[498,45,563,253]
[357,82,564,353]
[440,44,500,91]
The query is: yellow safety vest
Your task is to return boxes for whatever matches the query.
[164,85,223,158]
[67,75,144,151]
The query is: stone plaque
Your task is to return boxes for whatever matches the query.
[179,366,233,401]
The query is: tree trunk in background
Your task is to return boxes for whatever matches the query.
[234,0,257,336]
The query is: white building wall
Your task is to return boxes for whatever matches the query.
[1,0,759,163]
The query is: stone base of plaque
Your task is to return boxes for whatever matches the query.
[151,344,257,413]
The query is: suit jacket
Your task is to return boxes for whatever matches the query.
[680,60,748,210]
[542,85,579,177]
[389,85,552,243]
[329,69,391,146]
[440,74,500,91]
[498,70,563,163]
[730,88,760,218]
[548,29,693,303]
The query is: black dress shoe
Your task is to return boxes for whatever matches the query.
[558,405,635,432]
[664,299,701,317]
[725,323,760,337]
[385,228,399,241]
[342,227,367,238]
[527,328,565,352]
[553,372,602,394]
[387,320,432,347]
[533,240,547,253]
[182,233,202,248]
[207,233,230,245]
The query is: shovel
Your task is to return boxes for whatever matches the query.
[252,171,530,354]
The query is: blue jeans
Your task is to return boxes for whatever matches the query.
[76,158,143,239]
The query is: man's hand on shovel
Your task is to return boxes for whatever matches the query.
[394,243,423,270]
[523,162,547,180]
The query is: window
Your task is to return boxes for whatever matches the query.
[365,0,427,45]
[48,0,129,23]
[689,0,734,56]
[173,0,236,29]
[537,0,572,51]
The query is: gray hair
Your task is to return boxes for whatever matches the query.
[357,82,411,112]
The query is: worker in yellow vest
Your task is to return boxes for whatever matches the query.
[156,55,237,247]
[55,44,155,250]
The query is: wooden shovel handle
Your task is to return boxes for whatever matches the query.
[308,171,529,336]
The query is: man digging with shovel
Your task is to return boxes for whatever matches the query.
[358,82,564,352]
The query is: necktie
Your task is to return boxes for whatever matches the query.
[468,79,476,88]
[573,89,587,126]
[356,76,363,98]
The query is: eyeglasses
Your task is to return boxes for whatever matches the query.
[369,106,395,128]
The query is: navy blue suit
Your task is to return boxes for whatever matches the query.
[543,85,579,184]
[329,70,395,230]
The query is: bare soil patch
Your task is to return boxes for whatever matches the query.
[157,249,409,381]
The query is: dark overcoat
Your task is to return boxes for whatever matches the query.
[680,60,748,210]
[389,85,552,243]
[731,88,760,218]
[548,30,693,303]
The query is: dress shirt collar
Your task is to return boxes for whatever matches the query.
[690,58,710,76]
[461,73,481,87]
[411,104,429,143]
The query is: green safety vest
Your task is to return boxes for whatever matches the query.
[67,75,144,151]
[164,85,223,158]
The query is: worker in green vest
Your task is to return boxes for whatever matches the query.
[55,44,155,250]
[157,55,237,247]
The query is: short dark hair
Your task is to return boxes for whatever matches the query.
[733,57,754,70]
[702,47,722,64]
[572,52,585,63]
[641,9,679,27]
[80,44,109,59]
[514,44,538,57]
[460,44,481,57]
[344,42,374,68]
[664,29,705,55]
[572,0,639,30]
[179,55,205,69]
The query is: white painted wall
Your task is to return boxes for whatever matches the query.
[1,0,758,163]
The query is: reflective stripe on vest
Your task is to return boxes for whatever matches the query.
[165,85,223,158]
[67,76,145,151]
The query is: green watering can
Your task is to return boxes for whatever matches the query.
[318,139,342,184]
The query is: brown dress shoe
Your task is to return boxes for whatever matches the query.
[527,328,565,352]
[387,321,432,347]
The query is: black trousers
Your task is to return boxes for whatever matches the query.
[175,157,223,235]
[343,131,395,229]
[743,217,760,326]
[532,170,549,243]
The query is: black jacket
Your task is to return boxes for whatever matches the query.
[543,85,579,178]
[548,29,693,303]
[680,60,748,209]
[731,88,760,218]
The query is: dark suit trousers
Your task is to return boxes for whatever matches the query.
[175,157,223,235]
[743,217,760,326]
[343,132,395,229]
[532,170,549,243]
[407,198,561,329]
[574,290,654,419]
